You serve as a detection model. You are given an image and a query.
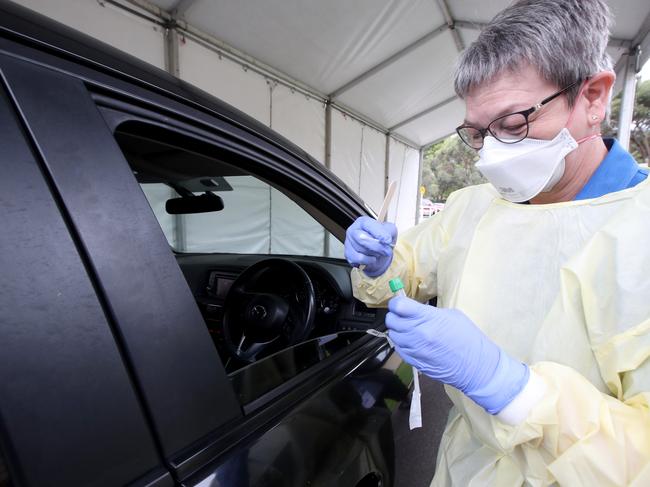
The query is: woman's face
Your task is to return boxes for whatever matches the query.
[462,64,616,203]
[462,64,583,143]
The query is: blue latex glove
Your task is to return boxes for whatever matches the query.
[344,216,397,277]
[386,296,529,414]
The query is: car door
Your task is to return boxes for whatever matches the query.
[0,42,411,487]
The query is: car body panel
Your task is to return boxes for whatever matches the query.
[184,339,403,487]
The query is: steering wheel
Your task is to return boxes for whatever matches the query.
[223,258,316,362]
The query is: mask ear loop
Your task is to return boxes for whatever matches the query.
[576,133,601,144]
[566,80,601,145]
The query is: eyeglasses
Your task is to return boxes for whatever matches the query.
[456,79,583,150]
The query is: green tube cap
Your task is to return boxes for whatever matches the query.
[389,277,404,293]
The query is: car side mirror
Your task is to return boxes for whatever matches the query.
[166,192,224,214]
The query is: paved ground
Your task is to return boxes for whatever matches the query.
[393,376,453,487]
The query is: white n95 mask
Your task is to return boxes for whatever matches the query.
[476,128,578,203]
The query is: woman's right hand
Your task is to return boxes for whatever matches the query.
[344,216,397,277]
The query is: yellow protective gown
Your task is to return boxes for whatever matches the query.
[352,180,650,486]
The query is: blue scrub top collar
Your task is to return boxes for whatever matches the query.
[574,138,647,200]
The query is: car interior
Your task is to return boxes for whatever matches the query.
[114,123,388,377]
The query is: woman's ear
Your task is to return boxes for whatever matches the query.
[583,71,616,122]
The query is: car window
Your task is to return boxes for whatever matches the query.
[119,122,345,259]
[110,120,365,380]
[229,331,367,407]
[141,175,344,257]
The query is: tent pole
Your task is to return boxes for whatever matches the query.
[389,95,457,132]
[170,0,197,18]
[618,46,640,151]
[329,23,448,98]
[323,100,332,256]
[384,134,391,196]
[436,0,464,51]
[325,100,332,170]
[416,148,424,224]
[164,21,180,76]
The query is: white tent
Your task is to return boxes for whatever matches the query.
[13,0,650,230]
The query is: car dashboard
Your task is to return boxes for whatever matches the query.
[175,253,388,366]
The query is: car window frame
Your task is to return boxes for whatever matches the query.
[96,98,356,246]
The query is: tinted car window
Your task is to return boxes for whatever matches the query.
[229,331,367,406]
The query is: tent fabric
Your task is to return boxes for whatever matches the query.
[141,177,333,257]
[330,109,364,193]
[180,38,272,125]
[164,0,650,148]
[180,0,444,97]
[269,187,327,256]
[16,0,166,69]
[336,31,458,130]
[398,98,467,149]
[141,184,176,245]
[359,126,387,213]
[271,84,327,165]
[387,140,421,231]
[181,176,272,254]
[22,0,647,149]
[330,110,388,213]
[386,140,406,227]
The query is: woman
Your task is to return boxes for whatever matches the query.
[345,0,650,485]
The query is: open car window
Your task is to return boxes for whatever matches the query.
[141,176,344,257]
[119,125,345,258]
[110,120,370,378]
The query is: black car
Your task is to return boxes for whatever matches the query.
[0,2,416,486]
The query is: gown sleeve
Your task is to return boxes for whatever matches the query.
[350,210,448,306]
[491,352,650,487]
[349,187,472,307]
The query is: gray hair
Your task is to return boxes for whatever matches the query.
[454,0,613,105]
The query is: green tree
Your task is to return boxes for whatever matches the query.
[606,79,650,165]
[420,163,439,200]
[422,134,485,201]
